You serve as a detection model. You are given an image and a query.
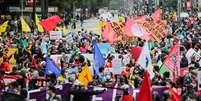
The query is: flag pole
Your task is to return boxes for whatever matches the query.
[21,0,24,35]
[178,37,181,78]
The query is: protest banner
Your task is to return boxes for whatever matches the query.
[186,48,201,66]
[49,31,62,40]
[50,54,125,74]
[140,20,168,42]
[111,22,125,36]
[28,83,168,101]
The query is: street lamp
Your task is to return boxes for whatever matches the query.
[177,0,181,21]
[32,0,36,22]
[21,0,24,17]
[41,0,48,18]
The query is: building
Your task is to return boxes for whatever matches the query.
[0,0,58,19]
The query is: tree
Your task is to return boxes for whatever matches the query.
[49,0,79,13]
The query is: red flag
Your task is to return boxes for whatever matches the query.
[130,47,142,62]
[125,18,150,40]
[180,67,189,77]
[137,71,152,101]
[151,9,161,22]
[39,16,62,32]
[102,22,117,43]
[163,42,180,79]
[122,95,133,101]
[169,88,180,101]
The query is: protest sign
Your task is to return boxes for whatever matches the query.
[49,31,62,40]
[186,48,201,66]
[50,54,123,74]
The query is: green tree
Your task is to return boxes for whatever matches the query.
[49,0,79,12]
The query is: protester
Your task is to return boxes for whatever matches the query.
[47,86,62,101]
[69,84,105,101]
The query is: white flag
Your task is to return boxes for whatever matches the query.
[137,41,154,78]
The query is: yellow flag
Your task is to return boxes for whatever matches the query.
[97,20,104,29]
[35,15,44,32]
[0,21,8,33]
[78,65,93,86]
[172,12,177,21]
[63,26,69,36]
[21,17,31,32]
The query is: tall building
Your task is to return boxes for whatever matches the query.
[0,0,20,14]
[0,0,57,19]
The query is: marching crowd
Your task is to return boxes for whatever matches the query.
[0,8,201,101]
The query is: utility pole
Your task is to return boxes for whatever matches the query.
[41,0,48,18]
[177,0,181,21]
[21,0,24,17]
[32,0,36,22]
[32,0,36,33]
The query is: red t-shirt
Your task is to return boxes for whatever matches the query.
[122,95,133,101]
[0,61,12,72]
[105,62,112,68]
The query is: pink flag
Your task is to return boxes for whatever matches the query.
[125,18,150,40]
[134,16,146,23]
[102,22,117,43]
[39,16,62,32]
[151,9,161,22]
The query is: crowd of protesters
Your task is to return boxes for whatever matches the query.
[0,8,201,101]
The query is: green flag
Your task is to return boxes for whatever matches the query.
[69,48,79,63]
[157,60,169,74]
[20,39,28,48]
[159,64,169,74]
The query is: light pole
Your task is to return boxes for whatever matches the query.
[41,0,48,18]
[32,0,36,22]
[21,0,24,17]
[177,0,181,21]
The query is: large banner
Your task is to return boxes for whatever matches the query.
[108,20,168,42]
[50,54,129,74]
[50,54,93,68]
[140,20,168,42]
[28,84,167,101]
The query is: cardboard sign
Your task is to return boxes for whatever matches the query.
[49,31,62,40]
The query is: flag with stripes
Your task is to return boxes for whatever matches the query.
[163,42,180,77]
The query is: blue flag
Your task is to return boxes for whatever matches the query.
[45,58,61,77]
[93,41,105,76]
